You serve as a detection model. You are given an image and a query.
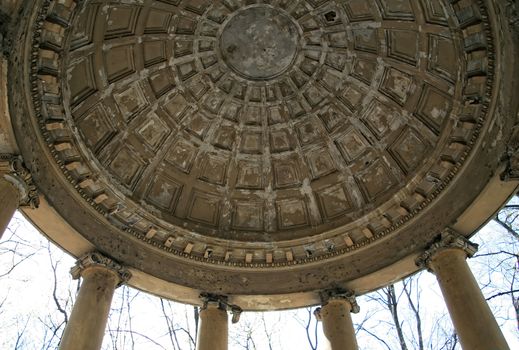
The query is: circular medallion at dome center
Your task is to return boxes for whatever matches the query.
[220,6,300,80]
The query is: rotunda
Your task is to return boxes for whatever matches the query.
[0,0,518,349]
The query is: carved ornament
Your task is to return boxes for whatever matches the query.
[315,289,360,317]
[70,252,132,287]
[200,293,242,323]
[0,154,39,208]
[415,228,479,270]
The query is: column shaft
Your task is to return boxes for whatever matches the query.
[320,299,358,350]
[59,267,119,350]
[430,248,510,350]
[196,305,228,350]
[0,178,19,239]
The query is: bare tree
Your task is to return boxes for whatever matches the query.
[159,298,197,350]
[402,277,423,350]
[361,273,460,350]
[490,198,519,329]
[1,202,519,349]
[0,217,39,278]
[292,307,318,350]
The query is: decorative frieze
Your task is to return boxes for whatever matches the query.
[0,154,39,208]
[70,252,132,286]
[415,228,478,270]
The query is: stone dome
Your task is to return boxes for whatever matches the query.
[7,0,519,310]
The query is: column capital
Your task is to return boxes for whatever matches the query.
[200,293,227,311]
[316,289,360,318]
[416,228,478,270]
[70,252,132,287]
[0,154,39,208]
[199,293,242,323]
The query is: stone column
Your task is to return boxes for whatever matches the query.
[0,155,39,239]
[315,290,359,350]
[59,252,131,350]
[196,295,230,350]
[417,230,510,350]
[0,177,18,238]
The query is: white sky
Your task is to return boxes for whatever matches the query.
[1,211,518,349]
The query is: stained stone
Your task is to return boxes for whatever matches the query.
[5,0,519,309]
[220,6,300,80]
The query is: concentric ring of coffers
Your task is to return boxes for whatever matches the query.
[25,0,494,268]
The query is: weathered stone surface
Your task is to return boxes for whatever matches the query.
[221,6,299,80]
[54,0,479,247]
[5,0,519,308]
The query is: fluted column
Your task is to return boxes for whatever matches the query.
[0,155,39,239]
[59,252,131,350]
[315,290,359,350]
[196,295,230,350]
[417,229,510,350]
